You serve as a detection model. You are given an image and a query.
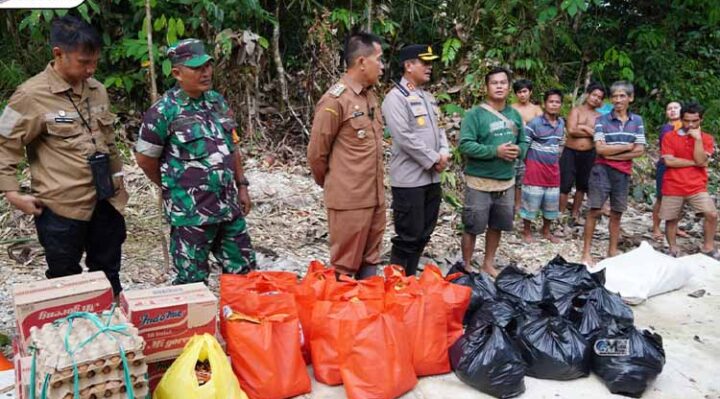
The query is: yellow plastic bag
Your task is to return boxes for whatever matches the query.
[154,333,248,399]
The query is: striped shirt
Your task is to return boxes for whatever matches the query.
[594,111,646,174]
[523,114,564,187]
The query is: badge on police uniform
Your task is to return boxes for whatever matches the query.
[417,116,426,126]
[54,110,74,124]
[357,130,367,139]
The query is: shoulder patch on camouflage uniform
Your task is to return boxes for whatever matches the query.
[329,83,346,98]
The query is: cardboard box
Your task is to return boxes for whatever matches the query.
[13,354,31,399]
[12,272,113,351]
[147,358,175,393]
[120,283,217,362]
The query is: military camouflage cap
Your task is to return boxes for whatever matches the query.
[167,38,213,67]
[398,44,439,63]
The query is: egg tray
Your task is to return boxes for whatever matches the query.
[37,352,148,385]
[30,310,146,382]
[52,380,149,399]
[38,361,148,396]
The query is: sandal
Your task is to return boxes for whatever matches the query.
[700,248,720,260]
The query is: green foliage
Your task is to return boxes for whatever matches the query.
[441,37,461,66]
[329,8,359,31]
[0,0,718,139]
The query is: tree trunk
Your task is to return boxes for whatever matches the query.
[272,4,289,112]
[366,0,372,31]
[145,0,158,103]
[144,0,169,274]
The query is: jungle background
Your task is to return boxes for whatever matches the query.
[1,0,719,141]
[3,0,720,202]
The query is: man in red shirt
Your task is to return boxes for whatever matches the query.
[659,102,718,259]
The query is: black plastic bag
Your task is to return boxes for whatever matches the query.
[582,286,634,327]
[449,320,526,398]
[542,255,599,316]
[495,265,545,305]
[467,299,518,331]
[447,262,498,323]
[574,300,603,343]
[591,323,665,397]
[516,316,591,380]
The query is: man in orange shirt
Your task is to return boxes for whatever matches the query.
[659,102,718,258]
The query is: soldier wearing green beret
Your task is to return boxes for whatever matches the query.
[135,38,256,285]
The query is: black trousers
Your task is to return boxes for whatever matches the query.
[34,201,126,295]
[390,183,442,276]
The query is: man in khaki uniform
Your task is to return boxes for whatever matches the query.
[308,32,385,278]
[0,16,127,294]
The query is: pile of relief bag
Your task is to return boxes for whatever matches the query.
[447,255,666,398]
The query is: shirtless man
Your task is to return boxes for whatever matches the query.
[512,79,543,212]
[559,82,606,222]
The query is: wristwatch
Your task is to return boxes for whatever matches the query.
[238,177,250,186]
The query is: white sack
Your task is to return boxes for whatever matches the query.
[591,241,694,305]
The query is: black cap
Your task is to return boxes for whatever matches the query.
[398,44,439,63]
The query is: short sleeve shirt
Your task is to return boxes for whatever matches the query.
[594,111,646,174]
[523,115,564,187]
[135,86,241,227]
[661,129,715,196]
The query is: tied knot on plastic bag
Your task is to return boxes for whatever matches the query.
[496,265,545,305]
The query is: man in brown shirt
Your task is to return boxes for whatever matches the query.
[308,32,385,278]
[0,16,127,295]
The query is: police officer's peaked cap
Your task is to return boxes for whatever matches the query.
[167,39,213,67]
[398,44,439,63]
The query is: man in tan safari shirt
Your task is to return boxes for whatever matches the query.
[308,31,385,279]
[0,16,127,295]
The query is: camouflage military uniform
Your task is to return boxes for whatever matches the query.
[136,86,256,284]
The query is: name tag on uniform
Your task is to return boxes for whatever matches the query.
[54,110,74,124]
[352,111,365,118]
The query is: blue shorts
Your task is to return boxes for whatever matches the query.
[520,185,560,220]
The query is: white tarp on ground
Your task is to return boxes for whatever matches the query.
[592,241,695,305]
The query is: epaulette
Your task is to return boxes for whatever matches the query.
[391,80,410,97]
[329,83,346,98]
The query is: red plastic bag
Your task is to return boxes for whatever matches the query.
[326,275,385,306]
[220,275,311,399]
[301,260,336,299]
[219,272,299,336]
[309,275,385,385]
[311,298,379,385]
[295,261,337,363]
[0,352,12,371]
[384,266,451,376]
[339,311,418,399]
[419,264,472,348]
